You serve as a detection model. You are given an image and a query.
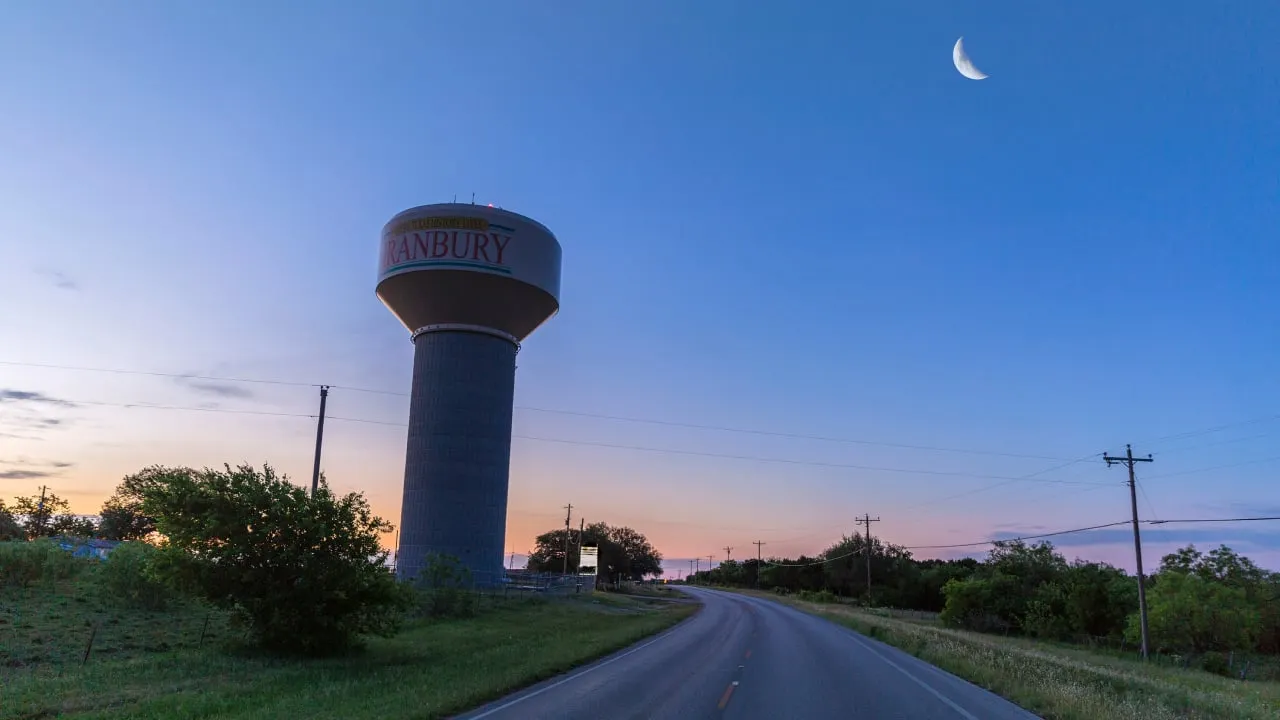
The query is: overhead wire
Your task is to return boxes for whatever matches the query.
[755,515,1280,567]
[0,358,1069,460]
[13,396,1114,487]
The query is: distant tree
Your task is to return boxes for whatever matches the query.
[97,466,177,541]
[138,463,405,655]
[1134,572,1260,653]
[1060,561,1136,639]
[51,514,98,538]
[527,522,663,583]
[11,490,71,538]
[0,500,23,541]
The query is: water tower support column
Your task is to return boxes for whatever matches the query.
[397,325,518,584]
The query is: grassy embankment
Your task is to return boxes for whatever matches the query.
[728,588,1280,720]
[2,569,696,720]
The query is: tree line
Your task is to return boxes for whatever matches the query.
[696,531,1280,662]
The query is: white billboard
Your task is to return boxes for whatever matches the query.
[579,546,599,576]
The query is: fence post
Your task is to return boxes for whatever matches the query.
[198,613,211,649]
[82,623,98,666]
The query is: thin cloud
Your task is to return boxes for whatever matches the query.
[0,389,76,407]
[36,268,80,291]
[0,469,56,480]
[993,523,1047,532]
[175,376,255,400]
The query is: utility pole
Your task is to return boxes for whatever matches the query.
[575,518,585,573]
[688,559,694,583]
[310,386,329,496]
[1106,444,1154,660]
[694,557,700,583]
[562,503,573,575]
[36,485,47,536]
[723,546,733,562]
[752,538,762,589]
[856,514,881,605]
[509,549,516,570]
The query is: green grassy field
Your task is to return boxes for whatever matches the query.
[732,589,1280,720]
[2,573,696,720]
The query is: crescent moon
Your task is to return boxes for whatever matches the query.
[952,37,988,80]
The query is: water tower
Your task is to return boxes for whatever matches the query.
[377,203,561,583]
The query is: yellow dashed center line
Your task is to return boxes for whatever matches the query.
[717,683,737,710]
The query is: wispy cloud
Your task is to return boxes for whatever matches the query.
[0,390,77,439]
[0,469,57,480]
[993,523,1047,532]
[35,268,79,291]
[0,389,77,407]
[175,376,255,400]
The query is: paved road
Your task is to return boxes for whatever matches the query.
[456,587,1039,719]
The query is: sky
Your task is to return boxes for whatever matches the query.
[1,2,1278,577]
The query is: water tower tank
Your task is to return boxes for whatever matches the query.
[377,203,561,583]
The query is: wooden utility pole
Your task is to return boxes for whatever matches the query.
[856,514,881,605]
[310,386,329,496]
[723,546,733,562]
[1106,444,1154,660]
[694,557,700,583]
[576,518,585,573]
[753,540,766,589]
[562,503,573,575]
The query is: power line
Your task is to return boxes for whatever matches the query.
[901,521,1133,551]
[26,396,1113,487]
[1143,454,1280,480]
[0,358,1069,460]
[1146,515,1280,525]
[760,514,1280,566]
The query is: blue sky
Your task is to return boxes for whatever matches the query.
[1,2,1277,575]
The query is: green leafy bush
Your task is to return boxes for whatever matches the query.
[98,541,175,610]
[0,539,84,588]
[797,589,838,604]
[412,552,478,619]
[136,463,408,655]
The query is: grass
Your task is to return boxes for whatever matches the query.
[732,588,1280,720]
[2,569,696,719]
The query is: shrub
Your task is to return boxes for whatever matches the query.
[0,539,86,588]
[0,541,44,588]
[137,464,408,655]
[98,541,175,610]
[412,553,478,619]
[797,589,838,604]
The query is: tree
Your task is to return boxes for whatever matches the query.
[1060,561,1136,639]
[51,513,97,538]
[1133,572,1260,653]
[527,522,663,583]
[11,490,71,538]
[97,466,172,541]
[138,463,405,655]
[0,500,23,541]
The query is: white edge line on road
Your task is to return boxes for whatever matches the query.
[842,632,979,720]
[462,615,691,719]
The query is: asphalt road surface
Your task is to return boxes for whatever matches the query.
[457,587,1040,720]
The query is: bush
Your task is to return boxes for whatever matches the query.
[0,539,84,588]
[136,463,408,655]
[412,553,478,619]
[1200,651,1231,677]
[98,541,175,610]
[797,589,838,604]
